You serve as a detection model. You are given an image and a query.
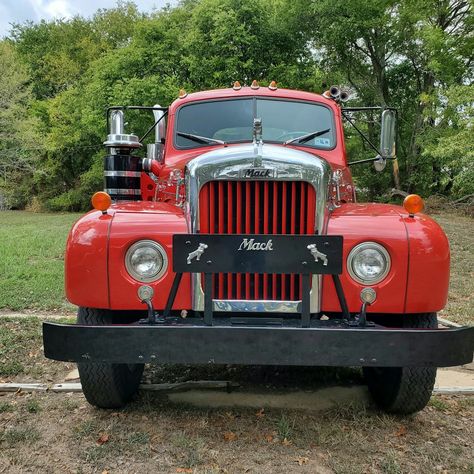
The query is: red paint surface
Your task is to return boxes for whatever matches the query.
[65,210,112,308]
[66,203,192,311]
[322,204,449,314]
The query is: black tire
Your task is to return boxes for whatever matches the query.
[77,307,144,409]
[364,313,437,415]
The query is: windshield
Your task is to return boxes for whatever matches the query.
[175,98,335,149]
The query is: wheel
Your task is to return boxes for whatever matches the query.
[77,307,144,409]
[364,313,438,415]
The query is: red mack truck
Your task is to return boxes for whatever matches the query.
[43,82,474,414]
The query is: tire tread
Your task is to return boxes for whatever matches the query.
[77,307,144,409]
[364,313,437,415]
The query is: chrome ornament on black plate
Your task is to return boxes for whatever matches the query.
[307,244,328,266]
[187,243,208,265]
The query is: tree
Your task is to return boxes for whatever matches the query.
[0,41,43,208]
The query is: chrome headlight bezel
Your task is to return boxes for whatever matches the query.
[347,242,391,285]
[125,240,168,283]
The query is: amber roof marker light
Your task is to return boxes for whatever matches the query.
[91,191,112,214]
[233,81,242,90]
[250,80,260,90]
[268,80,277,90]
[403,194,424,217]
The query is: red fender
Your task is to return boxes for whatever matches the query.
[65,210,112,308]
[108,202,191,310]
[65,202,192,311]
[322,204,449,314]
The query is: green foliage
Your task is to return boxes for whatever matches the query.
[1,0,472,209]
[0,42,43,209]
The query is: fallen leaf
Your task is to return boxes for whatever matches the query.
[265,434,274,442]
[395,425,407,437]
[295,457,309,466]
[223,431,237,442]
[176,468,192,473]
[282,438,292,446]
[65,368,80,381]
[255,408,265,418]
[97,434,110,445]
[101,471,109,474]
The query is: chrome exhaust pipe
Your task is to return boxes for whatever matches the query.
[329,86,340,99]
[339,90,350,102]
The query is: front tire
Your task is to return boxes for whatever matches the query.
[364,313,438,415]
[77,307,144,409]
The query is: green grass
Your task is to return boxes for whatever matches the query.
[0,317,43,376]
[434,213,474,325]
[0,211,80,311]
[1,426,41,445]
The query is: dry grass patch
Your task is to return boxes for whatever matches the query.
[433,212,474,325]
[0,316,74,382]
[2,391,472,473]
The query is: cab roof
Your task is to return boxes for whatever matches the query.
[168,86,336,113]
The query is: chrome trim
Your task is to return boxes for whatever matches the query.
[347,242,391,285]
[104,171,142,178]
[213,299,301,313]
[125,240,168,283]
[104,188,141,195]
[185,143,332,314]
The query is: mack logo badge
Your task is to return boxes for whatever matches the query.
[187,243,208,264]
[240,168,275,179]
[238,238,273,251]
[307,244,328,266]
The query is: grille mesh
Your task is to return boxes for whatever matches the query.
[199,180,316,301]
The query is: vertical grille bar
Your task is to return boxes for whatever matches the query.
[218,182,225,298]
[245,181,251,300]
[281,182,287,300]
[272,181,278,300]
[263,181,269,299]
[290,182,296,299]
[236,182,242,298]
[254,181,260,299]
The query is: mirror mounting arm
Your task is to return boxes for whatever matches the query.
[348,155,395,166]
[341,110,383,158]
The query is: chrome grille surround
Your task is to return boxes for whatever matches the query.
[185,143,332,313]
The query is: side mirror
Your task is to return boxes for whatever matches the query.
[380,109,396,159]
[150,104,166,163]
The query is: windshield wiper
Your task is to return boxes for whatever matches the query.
[284,128,331,145]
[177,131,226,145]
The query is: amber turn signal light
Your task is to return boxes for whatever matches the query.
[403,194,424,215]
[91,191,112,212]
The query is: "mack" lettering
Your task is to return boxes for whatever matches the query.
[238,238,273,251]
[240,168,275,179]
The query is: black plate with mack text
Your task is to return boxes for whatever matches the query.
[173,234,343,274]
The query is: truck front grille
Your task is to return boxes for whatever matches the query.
[199,180,316,301]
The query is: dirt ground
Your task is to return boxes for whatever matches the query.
[0,314,473,473]
[1,380,473,473]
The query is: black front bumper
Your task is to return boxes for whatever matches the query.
[43,318,474,367]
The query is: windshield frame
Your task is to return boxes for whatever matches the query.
[173,97,337,151]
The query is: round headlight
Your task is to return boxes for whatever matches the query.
[125,240,168,282]
[347,242,390,285]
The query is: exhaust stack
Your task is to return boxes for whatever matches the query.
[103,109,142,201]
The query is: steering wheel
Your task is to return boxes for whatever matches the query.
[275,131,309,141]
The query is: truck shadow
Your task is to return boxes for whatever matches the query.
[140,365,368,411]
